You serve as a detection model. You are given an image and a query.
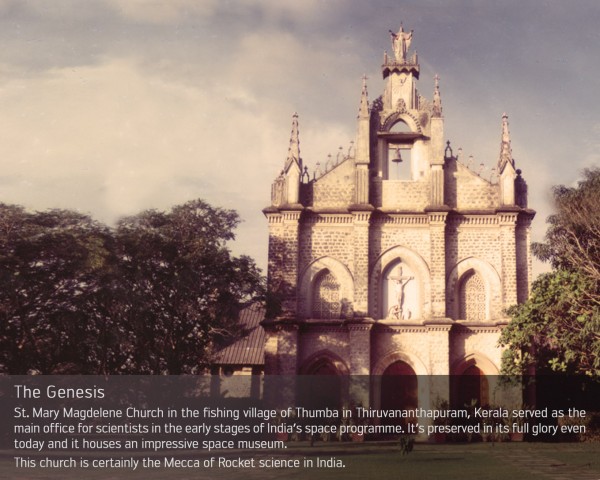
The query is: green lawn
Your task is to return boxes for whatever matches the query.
[2,442,600,480]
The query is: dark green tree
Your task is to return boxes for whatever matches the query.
[113,199,263,374]
[0,199,264,375]
[0,204,114,374]
[500,168,600,377]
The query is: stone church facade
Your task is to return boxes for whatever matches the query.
[262,27,534,411]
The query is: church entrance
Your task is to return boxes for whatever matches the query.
[380,361,418,427]
[456,365,489,408]
[298,358,344,411]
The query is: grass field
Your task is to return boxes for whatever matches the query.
[2,442,600,480]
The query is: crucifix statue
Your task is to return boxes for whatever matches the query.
[387,265,414,319]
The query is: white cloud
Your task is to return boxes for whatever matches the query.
[0,55,346,268]
[1,1,598,273]
[105,0,218,24]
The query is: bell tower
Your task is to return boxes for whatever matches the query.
[383,25,419,111]
[371,26,445,208]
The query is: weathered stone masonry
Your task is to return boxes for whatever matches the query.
[263,26,535,412]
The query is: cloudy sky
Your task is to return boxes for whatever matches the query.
[1,1,599,275]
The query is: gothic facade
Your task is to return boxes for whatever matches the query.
[262,27,534,411]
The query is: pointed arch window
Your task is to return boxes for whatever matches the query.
[312,270,341,319]
[458,270,486,321]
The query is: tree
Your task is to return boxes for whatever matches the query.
[112,199,264,374]
[0,199,264,375]
[0,205,114,374]
[500,168,600,377]
[534,168,600,292]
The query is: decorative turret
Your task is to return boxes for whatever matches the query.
[498,113,517,206]
[432,74,442,118]
[271,113,302,207]
[354,76,370,205]
[498,113,514,173]
[285,112,301,173]
[429,72,445,206]
[356,75,370,164]
[359,75,369,118]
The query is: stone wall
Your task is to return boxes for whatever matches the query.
[312,159,355,208]
[445,159,499,210]
[298,221,354,273]
[381,179,430,209]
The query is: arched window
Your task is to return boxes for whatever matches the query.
[458,270,486,321]
[312,270,341,319]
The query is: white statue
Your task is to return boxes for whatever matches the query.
[389,25,413,62]
[387,265,414,319]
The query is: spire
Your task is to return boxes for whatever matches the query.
[285,112,301,172]
[432,74,442,117]
[271,113,302,207]
[359,74,369,118]
[355,76,370,165]
[498,113,514,172]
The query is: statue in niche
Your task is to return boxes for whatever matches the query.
[271,170,285,206]
[389,25,413,62]
[386,265,414,319]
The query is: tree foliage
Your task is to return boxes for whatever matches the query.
[0,199,263,374]
[500,168,600,377]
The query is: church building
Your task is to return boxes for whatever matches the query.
[262,27,534,411]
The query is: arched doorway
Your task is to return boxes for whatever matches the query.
[380,361,418,427]
[298,357,346,411]
[457,365,489,408]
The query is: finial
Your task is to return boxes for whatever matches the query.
[359,75,369,117]
[498,113,514,172]
[285,112,301,171]
[432,74,442,117]
[301,166,310,184]
[444,140,453,159]
[490,167,497,183]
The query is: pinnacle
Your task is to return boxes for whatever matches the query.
[498,113,514,171]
